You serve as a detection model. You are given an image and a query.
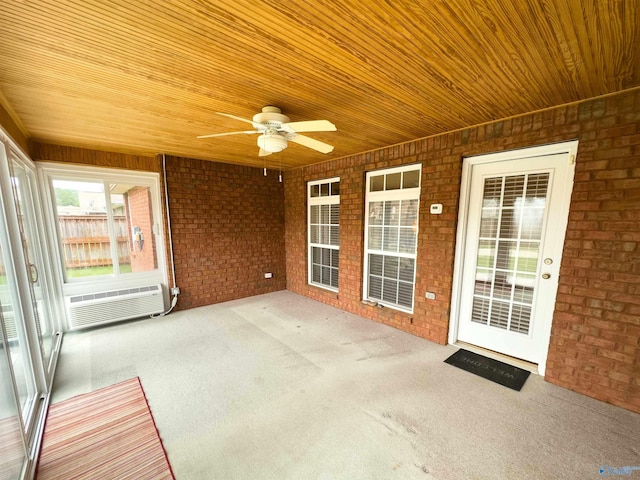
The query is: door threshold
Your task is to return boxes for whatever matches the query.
[453,341,539,374]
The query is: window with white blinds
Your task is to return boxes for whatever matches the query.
[364,165,421,312]
[308,178,340,291]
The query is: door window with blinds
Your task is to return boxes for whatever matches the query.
[364,165,421,312]
[472,173,549,334]
[308,178,340,290]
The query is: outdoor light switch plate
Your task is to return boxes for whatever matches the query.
[264,272,273,279]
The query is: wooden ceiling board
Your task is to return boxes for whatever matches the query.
[0,0,637,169]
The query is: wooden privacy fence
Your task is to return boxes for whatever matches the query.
[59,216,130,268]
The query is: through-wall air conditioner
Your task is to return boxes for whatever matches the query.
[1,305,18,342]
[65,284,165,330]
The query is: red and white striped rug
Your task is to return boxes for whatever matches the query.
[37,377,174,480]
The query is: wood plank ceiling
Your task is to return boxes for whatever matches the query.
[0,0,638,169]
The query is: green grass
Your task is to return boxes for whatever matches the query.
[66,264,132,278]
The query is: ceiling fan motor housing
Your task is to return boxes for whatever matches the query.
[253,106,290,128]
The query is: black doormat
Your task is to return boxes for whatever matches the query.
[444,349,531,391]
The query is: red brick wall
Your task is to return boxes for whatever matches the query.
[166,155,286,309]
[285,89,640,413]
[126,187,157,272]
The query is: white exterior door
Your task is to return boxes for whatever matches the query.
[452,142,577,369]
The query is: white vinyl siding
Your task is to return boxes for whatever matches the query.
[364,165,421,312]
[308,178,340,291]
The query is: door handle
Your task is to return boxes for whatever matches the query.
[29,263,39,283]
[541,273,551,280]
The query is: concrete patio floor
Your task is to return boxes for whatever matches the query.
[51,291,640,479]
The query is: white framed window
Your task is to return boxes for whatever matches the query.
[364,165,421,312]
[308,177,340,291]
[37,163,167,297]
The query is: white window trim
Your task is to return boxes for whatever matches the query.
[37,162,168,298]
[307,177,340,292]
[363,164,421,313]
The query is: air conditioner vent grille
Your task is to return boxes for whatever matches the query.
[69,284,161,303]
[66,284,164,330]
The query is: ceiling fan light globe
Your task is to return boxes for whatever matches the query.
[258,134,288,153]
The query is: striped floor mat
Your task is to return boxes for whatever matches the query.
[37,377,174,480]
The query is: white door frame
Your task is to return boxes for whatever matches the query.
[448,141,578,375]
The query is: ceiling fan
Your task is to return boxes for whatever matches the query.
[197,106,336,157]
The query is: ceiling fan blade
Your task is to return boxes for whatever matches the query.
[282,120,336,133]
[197,130,258,139]
[258,148,272,157]
[215,112,261,128]
[289,134,334,154]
